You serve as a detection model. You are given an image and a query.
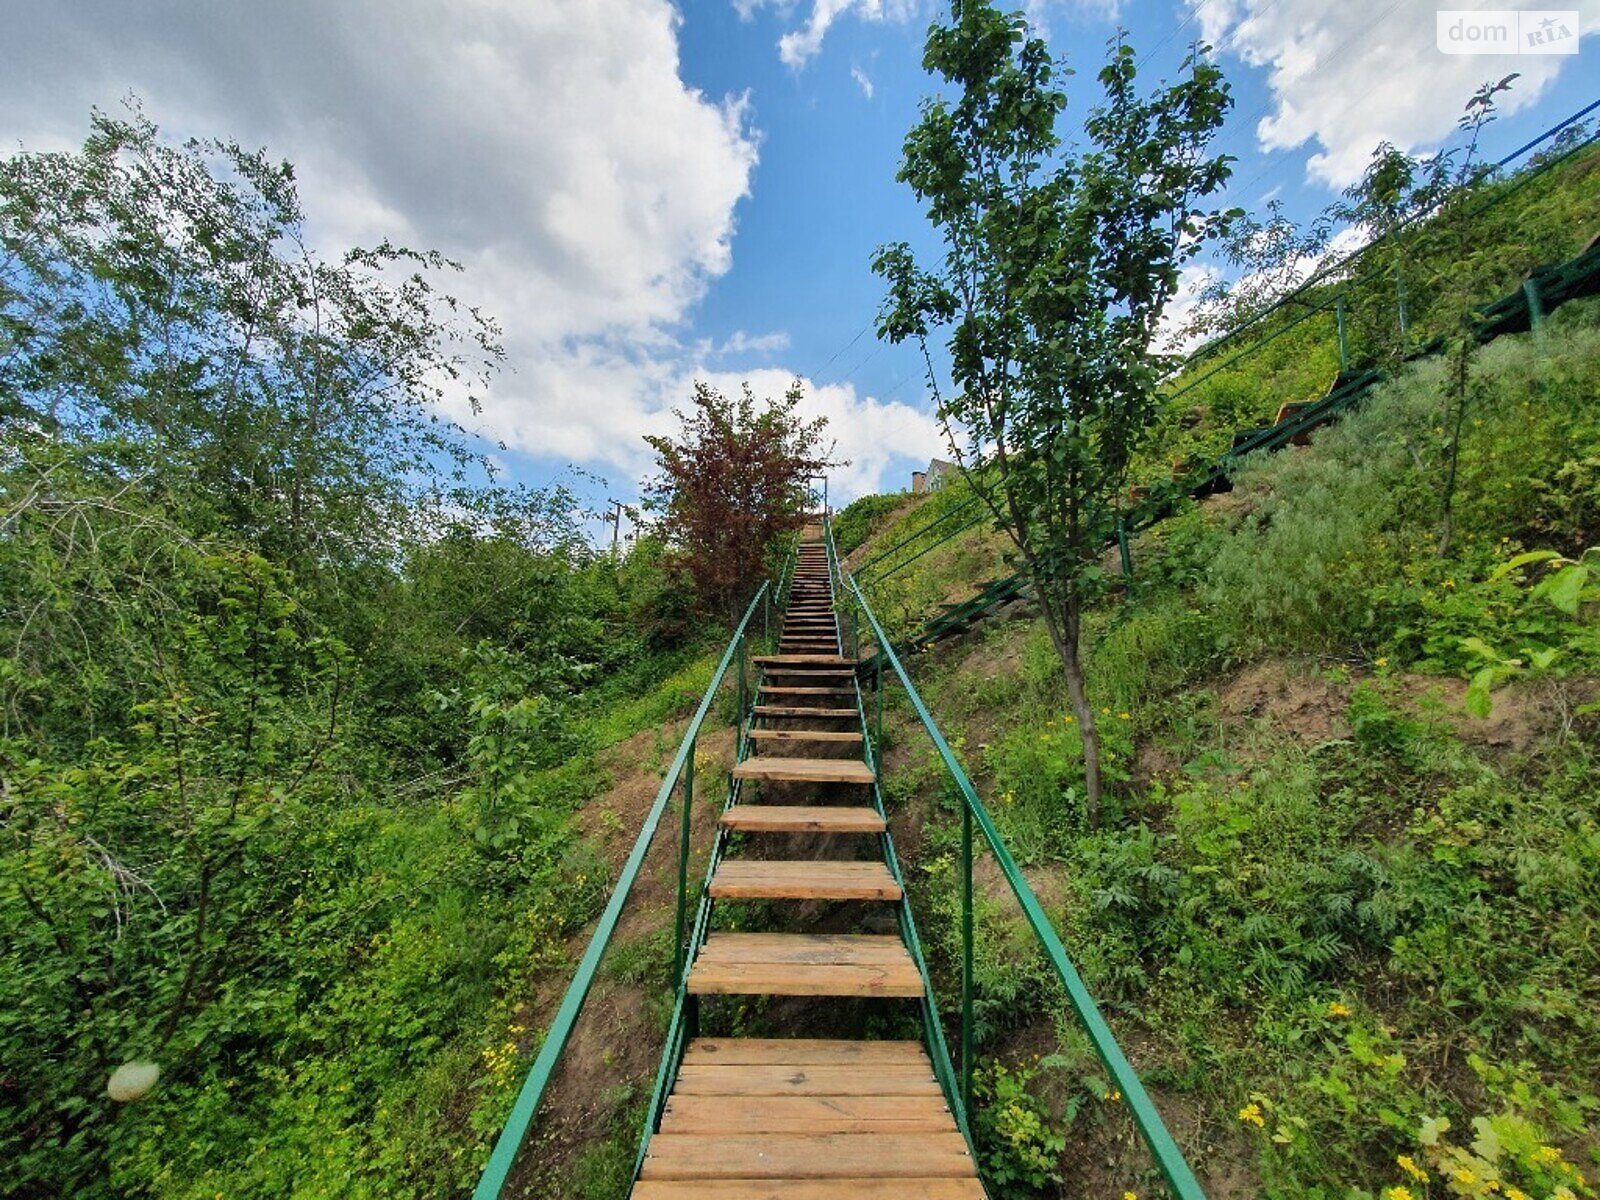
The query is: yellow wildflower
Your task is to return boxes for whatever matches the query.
[1397,1155,1427,1182]
[1504,1189,1530,1200]
[1532,1145,1563,1166]
[1454,1167,1477,1186]
[1386,1188,1415,1200]
[1327,1001,1352,1018]
[1118,711,1131,720]
[1238,1103,1265,1128]
[1375,656,1389,668]
[1124,1193,1138,1200]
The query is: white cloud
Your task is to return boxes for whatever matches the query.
[1196,0,1600,187]
[2,0,956,501]
[0,0,774,488]
[732,0,922,68]
[718,330,793,355]
[851,64,876,99]
[690,368,946,502]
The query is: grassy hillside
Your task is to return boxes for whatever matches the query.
[847,302,1600,1199]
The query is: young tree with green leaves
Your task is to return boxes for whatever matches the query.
[645,379,835,617]
[874,1,1234,823]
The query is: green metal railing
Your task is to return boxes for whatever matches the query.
[831,516,1208,1200]
[471,581,771,1200]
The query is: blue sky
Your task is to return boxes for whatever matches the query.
[2,0,1596,524]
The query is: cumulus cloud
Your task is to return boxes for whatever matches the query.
[1196,0,1599,187]
[716,330,794,356]
[690,368,946,501]
[734,0,922,68]
[0,0,792,484]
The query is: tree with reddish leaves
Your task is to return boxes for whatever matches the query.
[645,379,836,617]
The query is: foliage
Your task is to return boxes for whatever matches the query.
[857,286,1600,1198]
[832,489,911,556]
[876,0,1235,820]
[644,378,833,616]
[972,1058,1072,1192]
[0,104,502,576]
[0,109,706,1198]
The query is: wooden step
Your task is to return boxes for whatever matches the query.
[660,1094,953,1134]
[747,729,862,744]
[720,805,886,834]
[697,933,909,965]
[681,1039,927,1066]
[634,1180,986,1198]
[709,860,901,900]
[687,933,921,998]
[640,1133,974,1180]
[753,706,859,718]
[758,686,856,696]
[754,656,856,666]
[759,667,854,677]
[731,757,875,785]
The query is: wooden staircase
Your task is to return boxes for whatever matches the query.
[631,538,985,1198]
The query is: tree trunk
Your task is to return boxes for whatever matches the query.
[1038,582,1102,828]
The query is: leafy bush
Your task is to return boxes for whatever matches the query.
[832,490,912,555]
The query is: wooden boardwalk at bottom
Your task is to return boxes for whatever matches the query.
[634,1040,984,1197]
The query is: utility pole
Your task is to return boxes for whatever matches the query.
[607,499,625,555]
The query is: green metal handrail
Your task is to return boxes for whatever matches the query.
[471,581,770,1200]
[841,565,1208,1200]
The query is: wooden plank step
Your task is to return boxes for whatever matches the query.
[759,667,854,677]
[721,805,886,834]
[681,1039,928,1065]
[708,860,901,900]
[670,1059,936,1094]
[753,656,856,666]
[730,757,874,785]
[758,686,855,696]
[660,1095,953,1135]
[747,729,863,744]
[640,1133,975,1180]
[634,1180,986,1199]
[687,960,924,998]
[753,706,858,718]
[697,934,908,965]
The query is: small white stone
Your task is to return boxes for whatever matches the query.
[107,1061,160,1102]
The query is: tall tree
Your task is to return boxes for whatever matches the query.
[645,380,834,617]
[0,104,503,576]
[875,2,1234,823]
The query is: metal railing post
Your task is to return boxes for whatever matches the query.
[961,800,974,1117]
[1524,278,1546,336]
[1336,293,1350,371]
[673,738,695,985]
[874,656,884,756]
[736,636,748,755]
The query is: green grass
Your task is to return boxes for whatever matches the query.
[857,312,1600,1199]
